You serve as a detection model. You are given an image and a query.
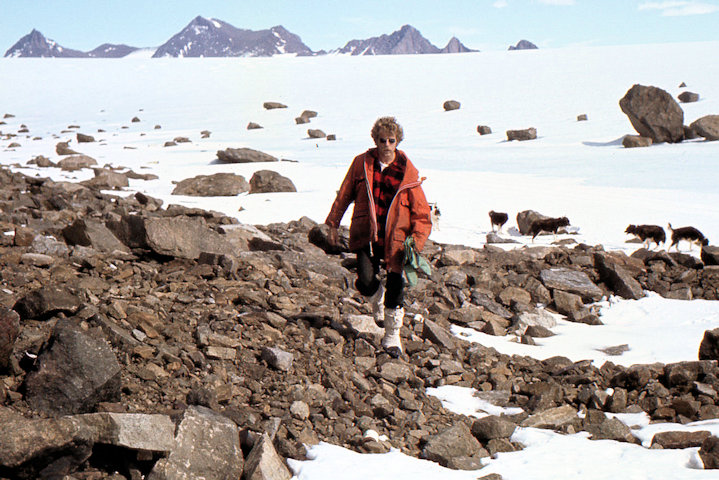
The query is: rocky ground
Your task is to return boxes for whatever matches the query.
[1,164,719,479]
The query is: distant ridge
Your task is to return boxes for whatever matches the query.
[4,20,477,58]
[509,39,538,51]
[152,16,313,58]
[4,29,86,58]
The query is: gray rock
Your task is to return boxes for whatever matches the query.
[148,406,243,480]
[552,290,585,316]
[422,423,483,468]
[82,168,129,189]
[143,215,236,260]
[23,319,122,415]
[249,170,297,194]
[690,115,719,141]
[56,141,79,155]
[247,122,263,130]
[13,286,82,321]
[30,234,71,255]
[514,309,557,334]
[263,102,287,109]
[622,135,652,148]
[619,84,684,143]
[0,307,20,371]
[520,405,578,429]
[594,252,644,300]
[651,430,711,449]
[443,100,460,111]
[701,246,719,266]
[470,291,513,319]
[677,91,699,103]
[486,232,518,244]
[477,125,492,135]
[78,412,175,452]
[700,436,719,469]
[471,415,517,441]
[261,346,294,371]
[216,147,278,163]
[243,433,291,480]
[57,154,98,171]
[577,114,588,121]
[62,218,130,254]
[516,210,550,235]
[540,267,604,302]
[506,127,537,141]
[699,328,719,361]
[422,319,457,350]
[379,360,413,384]
[307,128,326,138]
[76,132,95,142]
[172,172,250,196]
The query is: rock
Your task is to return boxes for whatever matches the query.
[174,136,191,143]
[23,319,122,415]
[516,210,550,235]
[263,102,287,109]
[552,290,584,316]
[520,405,578,429]
[0,307,20,372]
[13,287,82,321]
[172,172,250,196]
[498,286,532,307]
[148,406,243,480]
[143,215,236,260]
[216,147,278,163]
[307,129,326,138]
[243,433,292,480]
[78,412,175,452]
[586,417,636,442]
[290,401,310,420]
[422,423,484,468]
[594,252,644,300]
[422,319,457,350]
[443,100,461,111]
[690,115,719,141]
[525,325,554,338]
[622,135,652,148]
[295,116,310,124]
[506,127,537,141]
[651,430,711,449]
[577,114,588,121]
[131,116,140,122]
[477,125,492,135]
[699,328,719,360]
[471,415,517,441]
[677,91,699,103]
[619,84,684,143]
[702,246,719,266]
[509,39,538,50]
[486,232,519,244]
[247,122,263,130]
[57,154,98,171]
[261,346,294,371]
[76,132,95,143]
[56,141,79,155]
[539,267,604,302]
[82,168,129,189]
[62,218,130,254]
[700,436,719,469]
[249,170,297,194]
[514,310,557,334]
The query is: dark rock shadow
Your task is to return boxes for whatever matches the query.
[583,136,625,147]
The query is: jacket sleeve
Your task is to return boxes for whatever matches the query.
[325,156,361,228]
[408,183,432,252]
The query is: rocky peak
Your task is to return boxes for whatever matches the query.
[509,39,538,51]
[440,36,477,53]
[4,29,86,58]
[335,24,441,55]
[87,43,140,58]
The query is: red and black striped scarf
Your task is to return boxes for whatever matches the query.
[372,151,405,246]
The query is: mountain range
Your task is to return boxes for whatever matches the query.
[3,16,533,58]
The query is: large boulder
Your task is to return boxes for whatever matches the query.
[242,433,291,480]
[594,252,644,300]
[702,246,719,266]
[619,84,684,143]
[690,115,719,141]
[516,210,549,235]
[13,287,82,321]
[699,328,719,360]
[506,127,537,141]
[422,423,484,468]
[62,218,130,254]
[0,307,20,371]
[143,215,236,260]
[540,267,604,302]
[172,172,250,196]
[677,91,699,103]
[23,319,122,415]
[57,154,98,171]
[249,170,297,194]
[216,147,278,163]
[81,168,129,189]
[443,100,460,111]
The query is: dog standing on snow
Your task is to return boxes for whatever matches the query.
[430,203,441,231]
[489,210,509,233]
[529,216,570,242]
[667,223,709,251]
[625,224,666,250]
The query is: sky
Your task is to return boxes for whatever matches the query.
[2,0,719,54]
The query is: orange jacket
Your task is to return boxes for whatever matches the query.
[326,148,432,273]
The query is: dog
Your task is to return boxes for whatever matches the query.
[489,210,509,233]
[430,203,441,231]
[625,224,666,250]
[529,216,570,242]
[667,223,709,251]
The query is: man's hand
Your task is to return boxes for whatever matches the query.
[327,226,339,249]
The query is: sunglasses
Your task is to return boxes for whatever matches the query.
[378,137,396,144]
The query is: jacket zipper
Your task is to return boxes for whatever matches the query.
[363,160,379,250]
[384,180,422,246]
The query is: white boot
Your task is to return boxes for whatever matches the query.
[382,306,404,356]
[369,284,385,325]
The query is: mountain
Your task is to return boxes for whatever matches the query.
[4,29,86,58]
[440,36,477,53]
[335,24,441,55]
[87,43,140,58]
[152,16,313,57]
[509,39,538,51]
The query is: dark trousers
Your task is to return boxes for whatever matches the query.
[355,244,404,309]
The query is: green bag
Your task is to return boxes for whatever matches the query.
[403,236,431,287]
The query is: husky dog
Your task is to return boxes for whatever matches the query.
[529,216,570,242]
[667,223,709,251]
[489,210,509,233]
[625,224,666,250]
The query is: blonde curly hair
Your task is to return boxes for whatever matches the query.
[371,116,404,144]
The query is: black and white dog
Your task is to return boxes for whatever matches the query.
[489,210,509,233]
[667,223,709,251]
[625,224,666,250]
[529,216,570,242]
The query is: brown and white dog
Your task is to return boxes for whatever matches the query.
[625,224,666,250]
[489,210,509,233]
[430,203,441,231]
[667,223,709,251]
[529,216,570,242]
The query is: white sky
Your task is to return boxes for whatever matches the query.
[2,40,719,477]
[2,0,719,54]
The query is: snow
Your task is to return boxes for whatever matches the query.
[1,40,719,479]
